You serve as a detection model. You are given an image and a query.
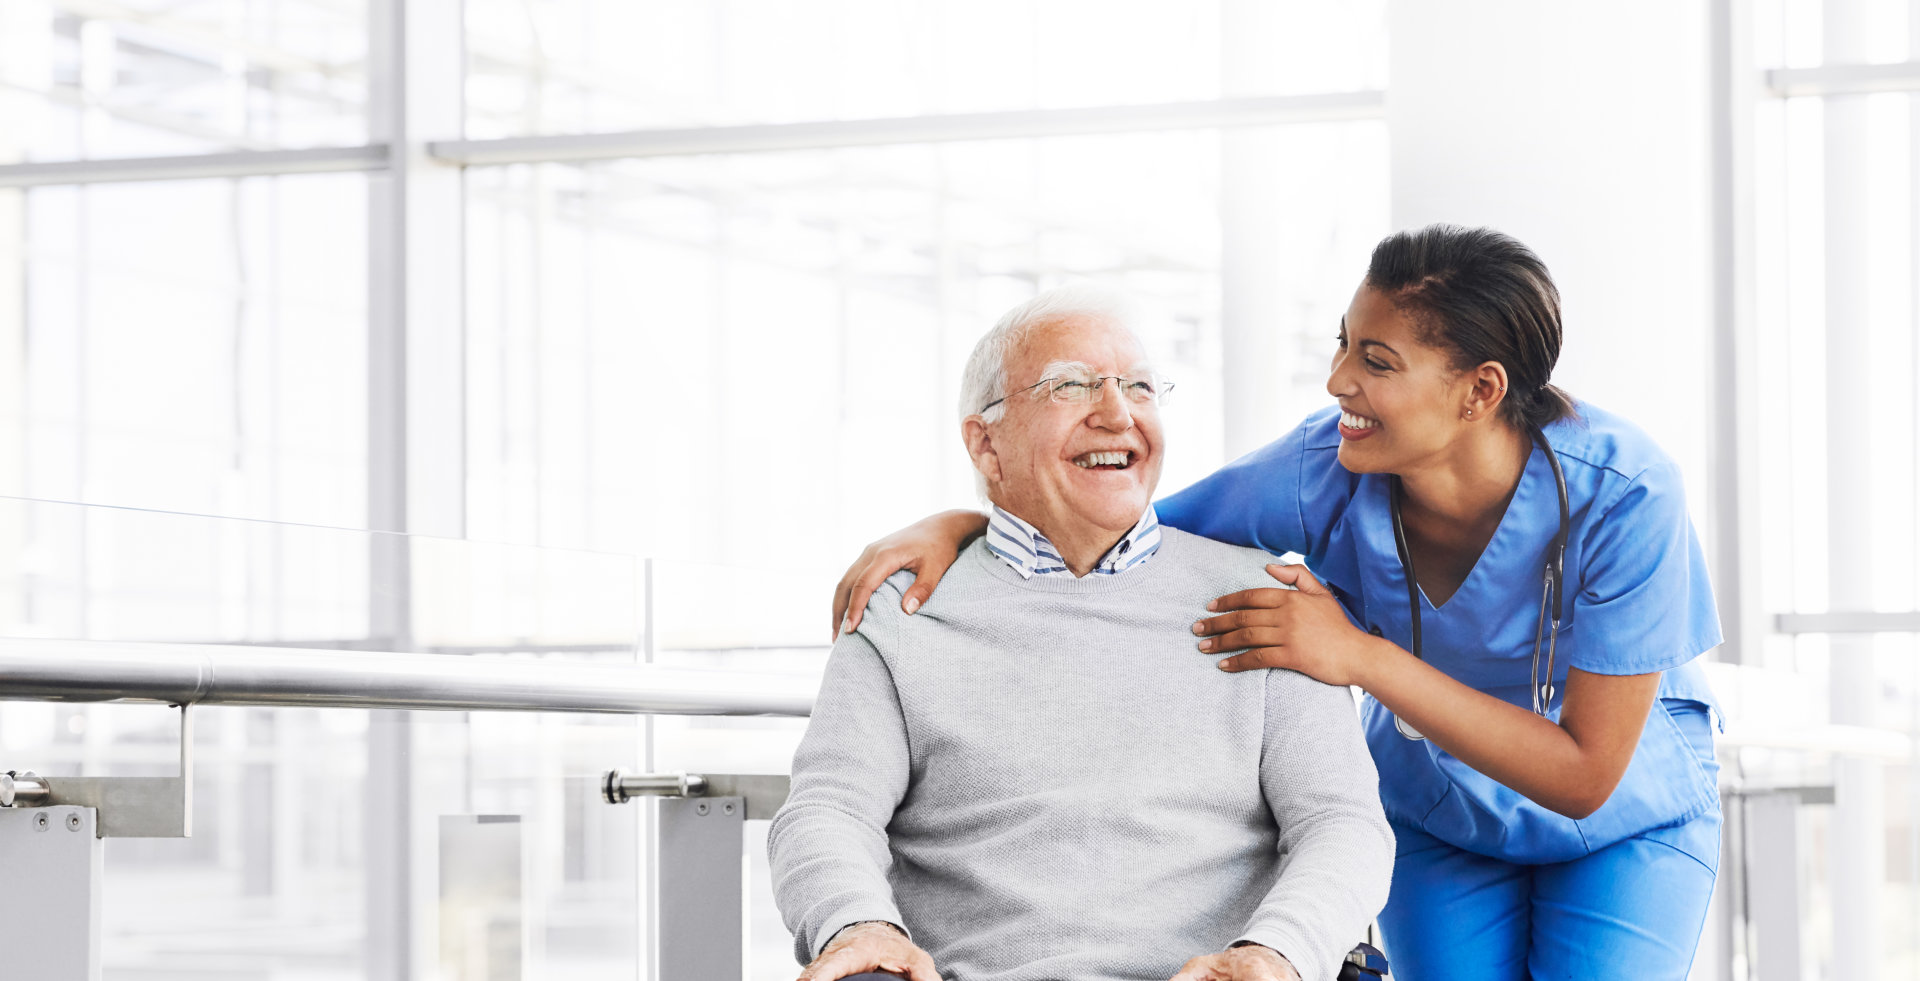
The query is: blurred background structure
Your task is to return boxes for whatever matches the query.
[0,0,1914,978]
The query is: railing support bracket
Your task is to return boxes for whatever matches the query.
[1,705,194,839]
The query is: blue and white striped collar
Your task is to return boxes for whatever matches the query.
[984,504,1162,579]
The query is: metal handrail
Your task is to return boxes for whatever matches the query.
[0,638,816,717]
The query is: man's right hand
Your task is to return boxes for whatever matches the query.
[830,509,986,640]
[797,921,940,981]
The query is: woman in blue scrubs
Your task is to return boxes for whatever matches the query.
[831,225,1722,979]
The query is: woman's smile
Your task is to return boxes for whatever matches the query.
[1338,409,1381,440]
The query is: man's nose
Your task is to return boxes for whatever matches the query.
[1088,379,1135,430]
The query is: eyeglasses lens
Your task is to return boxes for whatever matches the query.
[1046,376,1165,405]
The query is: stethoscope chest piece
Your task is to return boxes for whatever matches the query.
[1394,715,1425,741]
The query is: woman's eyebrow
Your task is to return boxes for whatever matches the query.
[1342,315,1404,358]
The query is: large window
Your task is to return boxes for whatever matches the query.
[463,0,1386,135]
[463,123,1387,566]
[0,0,368,162]
[14,175,368,525]
[1736,0,1920,976]
[14,1,1920,979]
[0,2,1390,978]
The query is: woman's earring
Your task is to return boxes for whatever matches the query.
[1466,409,1474,418]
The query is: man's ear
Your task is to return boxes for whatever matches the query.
[962,416,1001,485]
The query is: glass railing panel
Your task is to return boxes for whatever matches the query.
[0,501,659,980]
[1708,630,1920,977]
[647,557,829,980]
[419,709,645,980]
[0,497,643,655]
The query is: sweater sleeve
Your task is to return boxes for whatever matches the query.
[766,626,915,963]
[1234,671,1395,981]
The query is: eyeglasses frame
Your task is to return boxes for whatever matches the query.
[977,373,1175,415]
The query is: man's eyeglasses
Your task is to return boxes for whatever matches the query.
[979,374,1175,414]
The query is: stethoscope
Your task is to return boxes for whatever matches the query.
[1385,428,1570,741]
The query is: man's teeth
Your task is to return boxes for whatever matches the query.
[1341,410,1378,430]
[1073,451,1131,468]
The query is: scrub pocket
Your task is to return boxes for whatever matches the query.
[1572,697,1720,855]
[1406,696,1720,865]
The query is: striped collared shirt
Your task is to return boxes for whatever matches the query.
[984,504,1162,579]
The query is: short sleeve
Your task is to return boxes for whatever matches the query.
[1155,408,1353,557]
[1568,460,1723,675]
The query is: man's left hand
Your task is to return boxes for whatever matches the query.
[1169,943,1302,981]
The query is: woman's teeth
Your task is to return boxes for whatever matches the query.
[1340,411,1378,430]
[1074,451,1131,468]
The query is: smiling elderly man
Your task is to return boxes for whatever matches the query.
[769,287,1392,981]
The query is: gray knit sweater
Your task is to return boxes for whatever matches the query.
[769,528,1392,981]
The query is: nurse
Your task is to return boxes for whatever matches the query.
[830,225,1723,979]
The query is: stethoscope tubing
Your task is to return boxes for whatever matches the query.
[1391,428,1570,741]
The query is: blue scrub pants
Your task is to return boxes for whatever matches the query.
[1377,708,1722,980]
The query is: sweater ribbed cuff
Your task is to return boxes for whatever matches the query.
[1231,927,1321,981]
[811,905,911,961]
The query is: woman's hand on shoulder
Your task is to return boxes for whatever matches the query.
[830,509,988,639]
[1191,563,1388,688]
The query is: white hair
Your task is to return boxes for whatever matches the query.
[958,284,1146,499]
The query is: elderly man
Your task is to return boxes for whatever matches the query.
[769,287,1392,981]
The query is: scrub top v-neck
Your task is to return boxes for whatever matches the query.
[1157,402,1722,864]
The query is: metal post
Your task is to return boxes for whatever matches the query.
[1219,0,1287,462]
[605,769,789,980]
[649,796,746,981]
[1707,0,1762,671]
[1705,4,1758,975]
[0,805,103,980]
[0,1,28,593]
[1743,792,1803,981]
[366,0,465,973]
[1821,1,1884,975]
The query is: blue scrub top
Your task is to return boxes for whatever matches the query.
[1158,403,1722,865]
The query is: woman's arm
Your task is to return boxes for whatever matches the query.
[828,413,1335,639]
[1195,564,1657,819]
[830,509,988,639]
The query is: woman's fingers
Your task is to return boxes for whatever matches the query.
[896,557,944,619]
[1205,625,1287,653]
[1204,586,1291,613]
[831,576,856,641]
[830,545,883,639]
[1215,649,1281,672]
[837,552,916,636]
[1265,562,1327,594]
[1192,610,1253,637]
[1192,599,1296,639]
[1206,621,1293,669]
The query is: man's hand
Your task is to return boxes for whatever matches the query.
[1170,944,1302,981]
[798,921,940,981]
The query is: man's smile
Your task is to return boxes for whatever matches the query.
[1072,450,1137,470]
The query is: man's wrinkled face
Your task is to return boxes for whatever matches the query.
[971,317,1165,539]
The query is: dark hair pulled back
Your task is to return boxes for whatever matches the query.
[1365,224,1577,433]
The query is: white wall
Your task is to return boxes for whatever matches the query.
[1387,9,1725,977]
[1387,1,1715,519]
